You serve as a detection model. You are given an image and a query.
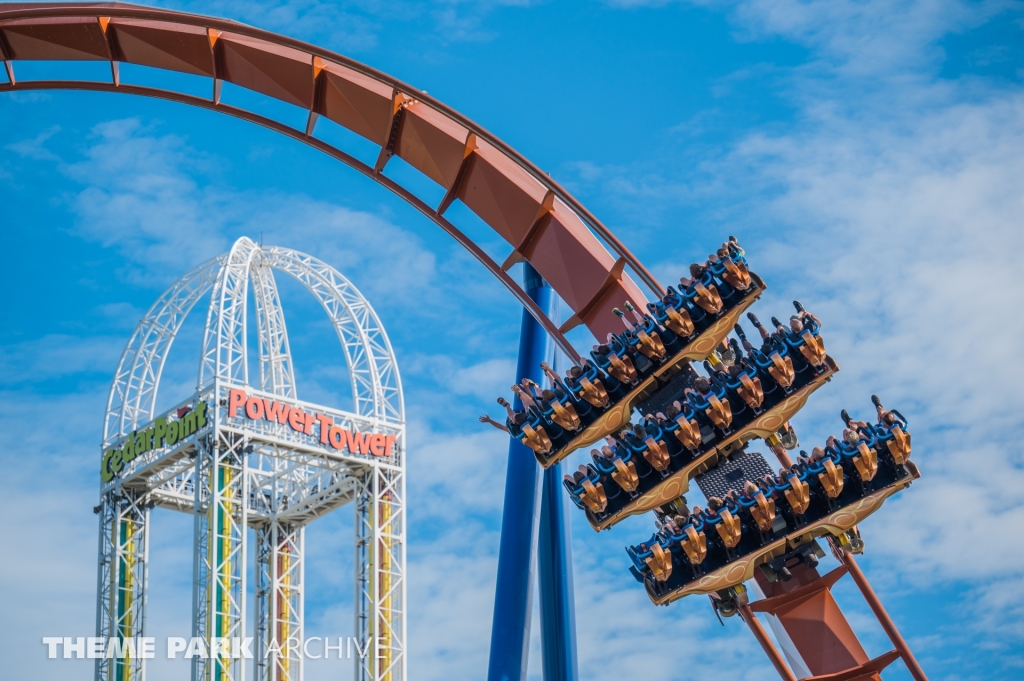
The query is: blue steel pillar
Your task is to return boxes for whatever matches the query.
[538,460,579,681]
[487,263,552,681]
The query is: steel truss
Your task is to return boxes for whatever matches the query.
[104,256,223,447]
[254,522,304,681]
[95,488,149,681]
[193,428,248,681]
[96,238,406,681]
[356,465,406,681]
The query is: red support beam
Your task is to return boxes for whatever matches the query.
[739,602,798,681]
[841,552,929,681]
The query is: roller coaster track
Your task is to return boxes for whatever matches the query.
[0,2,668,364]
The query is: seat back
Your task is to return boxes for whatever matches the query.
[636,329,667,361]
[721,257,752,290]
[737,372,764,409]
[681,525,708,565]
[643,437,671,472]
[767,351,795,387]
[550,399,581,432]
[693,281,724,314]
[750,492,776,532]
[673,415,702,451]
[705,393,734,429]
[645,542,673,582]
[886,426,911,464]
[818,458,845,498]
[664,305,695,337]
[611,457,640,492]
[853,442,878,481]
[715,509,743,548]
[607,352,638,384]
[784,475,810,515]
[798,330,827,367]
[578,376,610,408]
[521,423,553,455]
[579,478,608,514]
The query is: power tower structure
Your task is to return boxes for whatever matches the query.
[95,237,406,681]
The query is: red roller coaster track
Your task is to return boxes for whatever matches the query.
[0,1,673,364]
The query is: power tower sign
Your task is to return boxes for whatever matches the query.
[95,238,406,681]
[225,388,398,457]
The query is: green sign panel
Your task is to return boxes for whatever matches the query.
[101,402,208,483]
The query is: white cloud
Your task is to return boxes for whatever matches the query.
[5,124,61,161]
[59,118,230,280]
[607,0,1015,75]
[0,333,125,383]
[405,354,517,401]
[0,389,110,680]
[48,118,450,306]
[728,0,1007,73]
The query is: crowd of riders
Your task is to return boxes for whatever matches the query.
[480,238,792,458]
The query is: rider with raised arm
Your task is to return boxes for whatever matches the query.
[479,396,523,434]
[539,361,570,400]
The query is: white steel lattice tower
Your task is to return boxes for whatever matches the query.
[96,237,406,681]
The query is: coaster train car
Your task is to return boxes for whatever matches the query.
[489,238,919,619]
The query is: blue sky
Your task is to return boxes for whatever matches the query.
[2,1,1023,680]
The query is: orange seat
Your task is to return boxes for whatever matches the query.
[521,423,553,455]
[681,525,708,566]
[705,393,733,430]
[721,257,752,291]
[611,457,640,492]
[643,437,671,472]
[768,352,795,388]
[818,458,845,498]
[673,414,702,451]
[784,474,810,515]
[579,478,608,514]
[577,375,609,408]
[737,373,764,409]
[886,426,912,465]
[607,352,638,385]
[550,399,581,432]
[664,306,695,338]
[798,330,827,367]
[853,442,878,482]
[636,329,667,361]
[645,542,673,582]
[715,509,742,549]
[693,281,724,314]
[750,492,776,533]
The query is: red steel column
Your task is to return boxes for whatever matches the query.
[842,553,929,681]
[753,564,880,680]
[739,603,798,681]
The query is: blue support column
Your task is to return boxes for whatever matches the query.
[538,461,579,681]
[487,263,553,681]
